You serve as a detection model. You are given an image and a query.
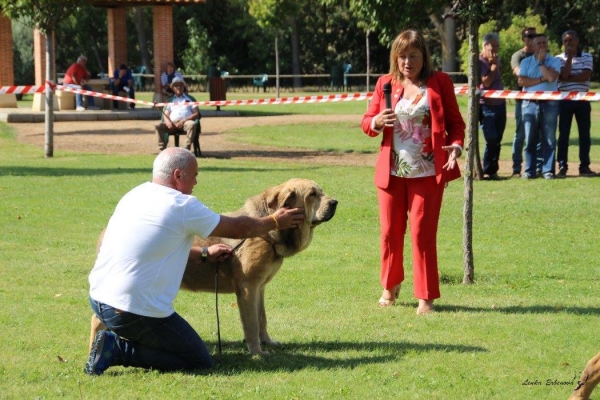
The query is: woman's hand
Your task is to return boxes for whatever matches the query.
[374,108,396,130]
[442,145,462,170]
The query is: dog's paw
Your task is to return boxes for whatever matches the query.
[262,339,281,347]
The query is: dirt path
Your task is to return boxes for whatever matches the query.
[11,114,377,167]
[10,114,598,175]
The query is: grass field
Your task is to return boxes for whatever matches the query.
[1,97,599,399]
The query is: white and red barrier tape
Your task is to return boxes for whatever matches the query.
[1,82,599,107]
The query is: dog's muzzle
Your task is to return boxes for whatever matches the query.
[312,199,338,225]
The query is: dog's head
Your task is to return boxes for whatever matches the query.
[265,178,337,227]
[248,179,337,256]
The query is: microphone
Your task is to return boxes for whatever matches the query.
[383,83,392,109]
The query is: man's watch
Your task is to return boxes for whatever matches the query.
[201,247,208,263]
[538,61,545,66]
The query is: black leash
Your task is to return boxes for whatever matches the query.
[214,238,247,357]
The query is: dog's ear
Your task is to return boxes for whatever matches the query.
[266,187,296,210]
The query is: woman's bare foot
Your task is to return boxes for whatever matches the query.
[378,284,401,307]
[417,299,434,314]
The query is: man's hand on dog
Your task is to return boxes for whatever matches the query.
[207,244,233,262]
[272,207,305,230]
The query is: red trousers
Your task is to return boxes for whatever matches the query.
[377,175,444,300]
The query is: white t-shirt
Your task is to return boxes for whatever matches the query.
[89,182,220,318]
[167,94,197,122]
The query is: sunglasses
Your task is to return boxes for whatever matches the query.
[523,34,536,39]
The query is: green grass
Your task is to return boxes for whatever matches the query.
[1,100,599,399]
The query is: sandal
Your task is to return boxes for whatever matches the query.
[378,284,401,307]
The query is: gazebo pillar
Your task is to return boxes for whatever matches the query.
[32,28,58,111]
[0,13,16,107]
[107,7,129,77]
[152,5,174,102]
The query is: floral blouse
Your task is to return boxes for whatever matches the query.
[390,87,435,178]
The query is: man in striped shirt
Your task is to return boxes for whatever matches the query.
[556,30,595,177]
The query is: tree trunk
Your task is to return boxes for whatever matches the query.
[443,8,457,75]
[134,7,151,73]
[290,17,301,89]
[366,29,370,91]
[463,10,479,285]
[430,7,457,77]
[275,34,280,98]
[44,30,54,158]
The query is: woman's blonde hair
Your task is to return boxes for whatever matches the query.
[388,30,434,83]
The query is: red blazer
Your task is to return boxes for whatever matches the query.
[361,72,465,189]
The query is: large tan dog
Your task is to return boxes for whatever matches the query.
[89,178,337,355]
[569,351,600,400]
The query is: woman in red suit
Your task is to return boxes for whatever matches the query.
[361,30,465,314]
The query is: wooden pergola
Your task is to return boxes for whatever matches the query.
[0,0,204,107]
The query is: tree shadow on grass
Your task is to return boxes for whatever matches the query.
[200,340,486,375]
[103,339,486,377]
[0,164,318,177]
[396,302,600,316]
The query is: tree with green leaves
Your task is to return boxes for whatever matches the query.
[0,0,85,158]
[248,0,300,98]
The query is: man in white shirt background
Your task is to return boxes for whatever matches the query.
[155,77,199,152]
[556,30,596,177]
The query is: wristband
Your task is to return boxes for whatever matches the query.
[201,247,208,263]
[269,214,279,230]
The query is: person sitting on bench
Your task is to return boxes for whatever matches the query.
[155,77,199,152]
[110,64,136,110]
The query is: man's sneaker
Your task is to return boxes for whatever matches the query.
[543,172,555,180]
[76,106,86,111]
[579,167,596,176]
[521,173,533,180]
[489,173,500,181]
[87,105,100,111]
[85,330,118,376]
[511,171,521,178]
[536,169,542,178]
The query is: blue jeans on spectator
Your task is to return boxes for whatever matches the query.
[513,100,542,174]
[110,80,135,109]
[522,100,558,178]
[557,100,591,171]
[480,103,506,176]
[512,100,525,174]
[76,84,96,108]
[90,297,213,371]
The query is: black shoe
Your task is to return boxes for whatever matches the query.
[557,167,567,178]
[579,167,596,176]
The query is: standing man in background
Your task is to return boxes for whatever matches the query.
[479,32,506,180]
[510,28,536,177]
[518,34,561,180]
[556,30,595,177]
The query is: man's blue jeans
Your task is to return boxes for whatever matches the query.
[522,100,558,177]
[512,100,525,174]
[110,81,135,109]
[90,297,213,371]
[75,84,96,108]
[480,103,506,175]
[557,100,591,170]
